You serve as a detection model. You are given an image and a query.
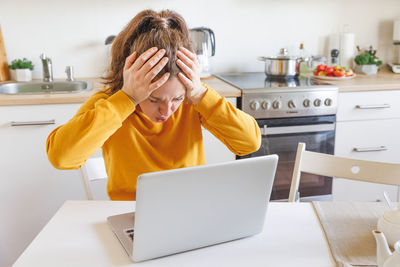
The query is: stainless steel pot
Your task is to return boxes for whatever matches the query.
[258,48,306,77]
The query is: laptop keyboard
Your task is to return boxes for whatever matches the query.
[124,228,134,241]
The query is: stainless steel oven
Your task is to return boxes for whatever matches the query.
[239,115,335,200]
[216,73,338,201]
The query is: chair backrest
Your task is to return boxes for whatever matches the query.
[80,157,108,200]
[288,142,400,202]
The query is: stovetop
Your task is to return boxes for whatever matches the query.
[215,72,339,119]
[215,72,334,92]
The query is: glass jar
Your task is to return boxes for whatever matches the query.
[309,55,327,71]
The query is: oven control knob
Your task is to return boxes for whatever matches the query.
[272,100,282,109]
[303,99,311,107]
[288,100,296,109]
[324,98,333,106]
[261,101,270,110]
[314,98,322,107]
[250,100,260,110]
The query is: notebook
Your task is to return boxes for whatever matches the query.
[107,155,278,262]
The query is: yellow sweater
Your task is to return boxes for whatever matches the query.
[46,85,261,200]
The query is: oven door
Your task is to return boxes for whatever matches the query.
[239,115,335,201]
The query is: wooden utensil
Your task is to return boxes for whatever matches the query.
[0,25,10,81]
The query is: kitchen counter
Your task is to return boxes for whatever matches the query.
[311,66,400,92]
[0,76,241,106]
[2,68,400,106]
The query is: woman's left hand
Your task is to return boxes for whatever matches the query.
[176,47,207,104]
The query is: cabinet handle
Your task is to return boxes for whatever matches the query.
[355,104,391,109]
[353,146,388,152]
[11,119,55,126]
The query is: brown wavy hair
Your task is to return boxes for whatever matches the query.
[103,10,193,94]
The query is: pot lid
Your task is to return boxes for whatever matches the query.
[260,48,299,60]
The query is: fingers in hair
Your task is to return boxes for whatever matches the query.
[124,52,137,70]
[145,57,169,81]
[141,49,167,74]
[149,72,170,92]
[176,58,194,80]
[177,50,195,69]
[179,47,197,61]
[131,47,158,71]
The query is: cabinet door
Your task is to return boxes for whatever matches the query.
[333,118,400,202]
[202,128,235,164]
[202,97,237,164]
[0,104,84,267]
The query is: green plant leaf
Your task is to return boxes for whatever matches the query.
[8,58,34,70]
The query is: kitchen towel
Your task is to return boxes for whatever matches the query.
[312,201,388,267]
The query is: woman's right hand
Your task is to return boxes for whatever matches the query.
[121,47,170,104]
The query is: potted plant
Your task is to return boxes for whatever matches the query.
[354,48,382,75]
[8,58,34,81]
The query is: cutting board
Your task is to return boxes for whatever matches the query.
[0,25,10,81]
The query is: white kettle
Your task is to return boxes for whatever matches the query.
[372,230,400,267]
[189,27,215,78]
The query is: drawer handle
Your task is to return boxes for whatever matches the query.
[353,146,388,152]
[355,104,391,109]
[11,119,55,126]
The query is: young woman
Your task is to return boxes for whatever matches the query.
[46,9,261,200]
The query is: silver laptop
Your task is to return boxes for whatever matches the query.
[107,155,278,262]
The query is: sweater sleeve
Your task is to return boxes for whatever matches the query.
[46,89,135,169]
[194,84,261,156]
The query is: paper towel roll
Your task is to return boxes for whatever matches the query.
[394,20,400,42]
[340,32,355,69]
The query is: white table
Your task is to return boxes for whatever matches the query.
[13,201,335,266]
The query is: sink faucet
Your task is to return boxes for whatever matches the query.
[65,66,74,81]
[40,53,53,82]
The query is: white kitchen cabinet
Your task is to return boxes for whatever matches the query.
[333,90,400,202]
[202,97,236,164]
[202,128,236,164]
[0,103,85,267]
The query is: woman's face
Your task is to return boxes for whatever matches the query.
[138,77,186,123]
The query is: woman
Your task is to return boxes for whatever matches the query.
[46,9,261,200]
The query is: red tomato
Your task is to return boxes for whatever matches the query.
[333,68,346,77]
[327,73,334,77]
[325,67,335,74]
[316,64,326,72]
[314,71,319,76]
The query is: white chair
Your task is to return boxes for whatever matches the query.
[80,157,108,200]
[288,142,400,202]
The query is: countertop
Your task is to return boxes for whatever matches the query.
[0,76,241,106]
[312,66,400,92]
[1,67,400,106]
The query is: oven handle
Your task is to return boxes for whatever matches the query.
[261,123,335,136]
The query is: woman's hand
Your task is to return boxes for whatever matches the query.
[121,47,170,104]
[176,47,207,105]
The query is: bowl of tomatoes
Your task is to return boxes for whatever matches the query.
[312,64,356,80]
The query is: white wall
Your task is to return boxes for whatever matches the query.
[1,0,400,79]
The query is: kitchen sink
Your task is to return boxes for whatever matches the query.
[0,80,92,94]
